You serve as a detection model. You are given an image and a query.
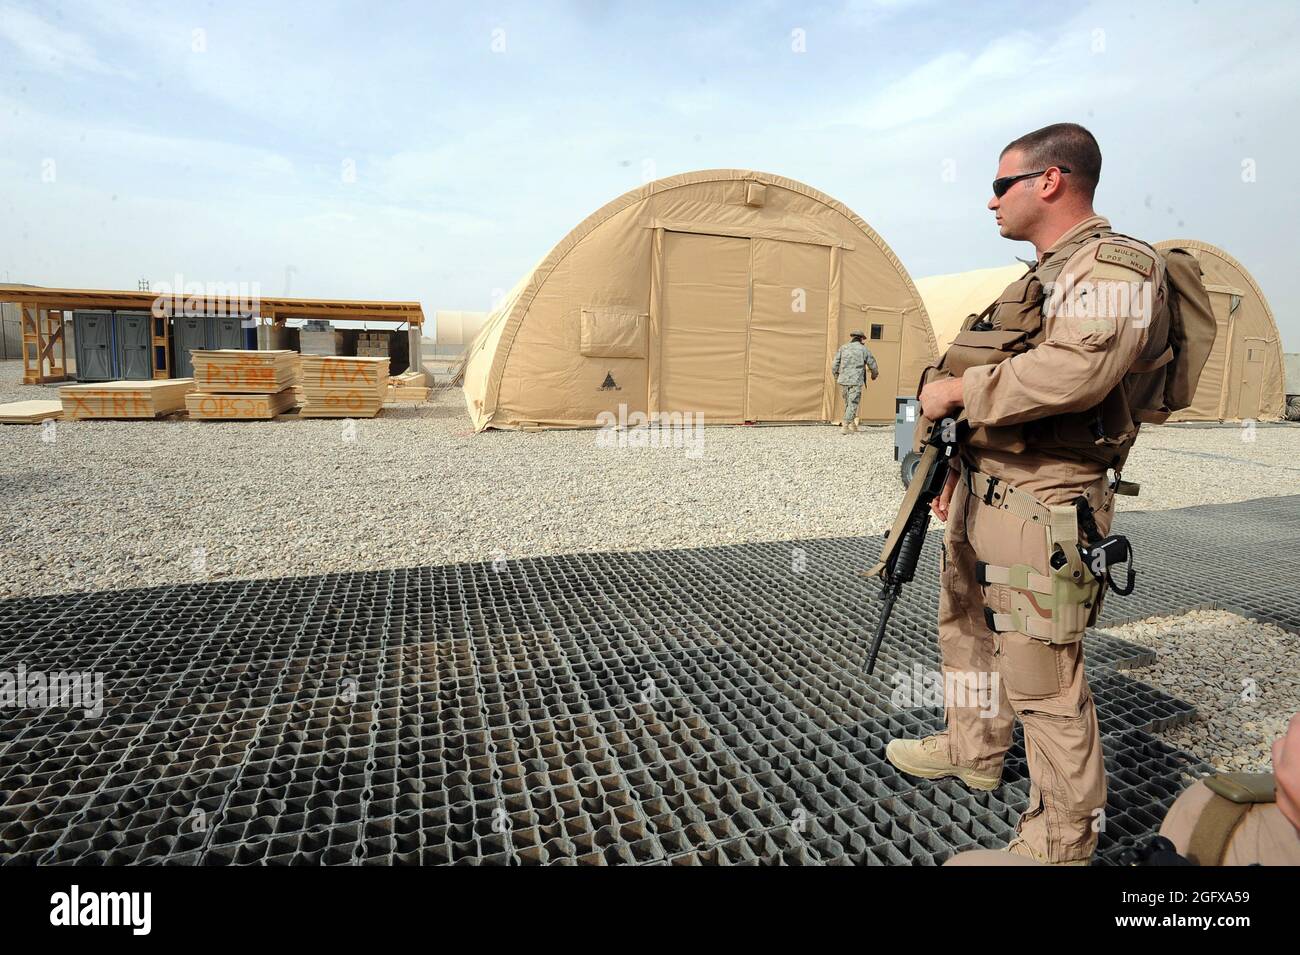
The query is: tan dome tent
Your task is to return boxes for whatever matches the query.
[914,263,1029,354]
[1155,240,1285,421]
[462,169,937,431]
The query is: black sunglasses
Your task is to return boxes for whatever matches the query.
[992,166,1071,198]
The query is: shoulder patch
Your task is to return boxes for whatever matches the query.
[1095,242,1154,277]
[1091,261,1145,283]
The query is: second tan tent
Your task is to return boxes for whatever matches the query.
[1154,240,1285,421]
[917,241,1285,422]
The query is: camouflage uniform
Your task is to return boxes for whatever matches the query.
[831,339,878,422]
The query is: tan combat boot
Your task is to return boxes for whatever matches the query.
[851,419,860,432]
[1005,837,1090,866]
[840,419,850,434]
[885,735,1001,791]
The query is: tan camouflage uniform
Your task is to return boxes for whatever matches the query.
[939,215,1166,863]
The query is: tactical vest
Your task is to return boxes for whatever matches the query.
[926,227,1177,470]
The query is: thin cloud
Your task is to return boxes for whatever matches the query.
[849,31,1046,131]
[0,4,131,76]
[0,0,1295,346]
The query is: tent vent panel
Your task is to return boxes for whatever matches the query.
[745,182,767,207]
[579,307,648,359]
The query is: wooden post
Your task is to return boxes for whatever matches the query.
[152,307,172,379]
[20,301,38,384]
[19,300,68,384]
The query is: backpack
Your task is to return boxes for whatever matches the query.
[920,233,1222,466]
[1133,247,1217,422]
[1031,235,1219,427]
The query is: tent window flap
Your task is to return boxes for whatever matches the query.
[580,307,647,358]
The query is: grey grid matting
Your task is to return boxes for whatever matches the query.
[1,494,1296,865]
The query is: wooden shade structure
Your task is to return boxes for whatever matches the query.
[0,284,424,385]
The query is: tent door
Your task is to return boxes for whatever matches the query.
[1233,336,1269,419]
[658,231,751,420]
[657,231,834,422]
[746,238,830,420]
[849,314,901,422]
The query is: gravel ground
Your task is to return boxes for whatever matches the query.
[1107,609,1299,773]
[3,360,1297,774]
[2,358,1299,601]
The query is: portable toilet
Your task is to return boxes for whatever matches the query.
[114,311,153,380]
[73,310,117,381]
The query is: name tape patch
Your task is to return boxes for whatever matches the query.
[1094,242,1154,276]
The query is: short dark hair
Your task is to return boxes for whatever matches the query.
[1001,123,1101,200]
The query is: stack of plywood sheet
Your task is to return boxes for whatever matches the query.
[385,369,429,403]
[0,400,64,424]
[298,356,389,418]
[191,350,297,393]
[186,390,297,421]
[186,350,298,420]
[60,380,195,420]
[292,355,304,407]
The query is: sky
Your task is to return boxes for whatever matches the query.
[2,0,1298,348]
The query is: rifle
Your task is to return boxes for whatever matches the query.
[862,414,965,674]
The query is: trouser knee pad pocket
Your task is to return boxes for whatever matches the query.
[996,633,1062,700]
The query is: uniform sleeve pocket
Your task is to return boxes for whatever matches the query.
[1047,283,1123,348]
[1055,317,1117,349]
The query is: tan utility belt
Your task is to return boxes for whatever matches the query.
[964,468,1053,524]
[964,466,1119,522]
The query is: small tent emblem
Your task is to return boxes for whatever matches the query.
[600,372,620,391]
